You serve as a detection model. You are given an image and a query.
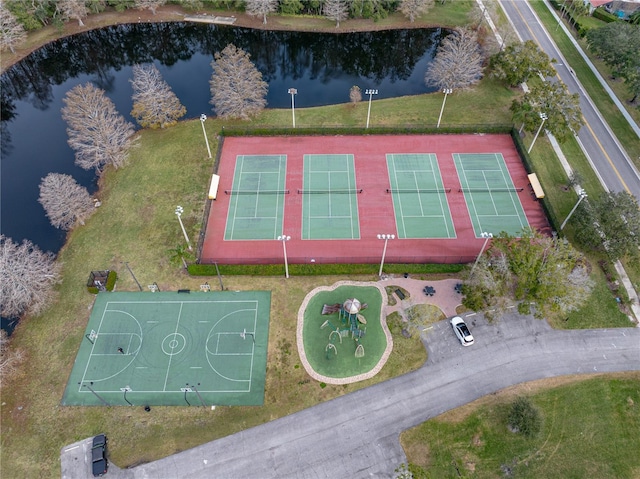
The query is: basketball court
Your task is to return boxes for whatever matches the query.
[62,291,271,406]
[202,134,550,264]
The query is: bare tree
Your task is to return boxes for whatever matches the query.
[349,85,362,106]
[0,235,61,319]
[57,0,88,26]
[62,83,137,173]
[323,0,349,27]
[38,173,96,230]
[130,63,186,129]
[209,44,268,120]
[134,0,166,14]
[0,3,26,54]
[245,0,278,24]
[399,0,434,23]
[424,27,484,91]
[1,329,25,383]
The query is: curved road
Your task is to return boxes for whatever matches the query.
[116,314,638,478]
[499,0,640,198]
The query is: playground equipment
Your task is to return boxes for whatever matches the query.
[321,298,367,359]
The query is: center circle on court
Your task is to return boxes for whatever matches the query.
[162,333,186,356]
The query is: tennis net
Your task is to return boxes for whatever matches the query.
[386,188,451,194]
[458,187,523,193]
[224,189,290,195]
[297,189,363,194]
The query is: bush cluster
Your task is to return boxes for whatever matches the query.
[188,263,463,277]
[508,396,542,437]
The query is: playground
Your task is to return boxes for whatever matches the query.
[62,291,271,406]
[201,134,550,265]
[297,282,392,384]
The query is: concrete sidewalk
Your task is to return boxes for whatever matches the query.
[381,276,463,319]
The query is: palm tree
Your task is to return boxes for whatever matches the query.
[168,244,194,270]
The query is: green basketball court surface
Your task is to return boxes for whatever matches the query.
[454,153,529,236]
[62,291,271,406]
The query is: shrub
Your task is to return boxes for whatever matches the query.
[508,397,542,437]
[592,8,619,23]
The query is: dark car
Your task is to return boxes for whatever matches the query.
[91,434,108,477]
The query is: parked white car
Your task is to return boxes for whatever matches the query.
[450,316,474,346]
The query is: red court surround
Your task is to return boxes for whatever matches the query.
[200,134,550,265]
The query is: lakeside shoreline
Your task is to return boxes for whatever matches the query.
[1,5,444,73]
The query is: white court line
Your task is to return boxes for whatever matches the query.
[162,302,183,392]
[481,171,500,216]
[430,153,455,238]
[228,154,245,239]
[455,154,485,236]
[495,153,528,229]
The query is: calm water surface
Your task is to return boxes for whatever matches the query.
[1,23,447,256]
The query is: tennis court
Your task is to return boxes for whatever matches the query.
[62,291,271,406]
[224,155,287,240]
[301,154,361,240]
[386,153,455,239]
[201,134,550,265]
[454,153,529,236]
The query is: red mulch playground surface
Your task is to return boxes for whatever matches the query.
[200,134,550,265]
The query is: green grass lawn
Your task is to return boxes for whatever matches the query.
[401,374,640,478]
[1,3,637,475]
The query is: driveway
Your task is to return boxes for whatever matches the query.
[69,312,639,479]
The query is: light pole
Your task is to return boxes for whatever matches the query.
[560,189,587,230]
[365,89,378,129]
[200,114,212,159]
[470,232,492,277]
[437,88,453,128]
[288,88,297,128]
[175,206,193,251]
[528,112,548,153]
[277,235,291,278]
[377,234,395,277]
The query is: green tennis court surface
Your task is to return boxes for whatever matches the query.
[224,155,287,240]
[454,153,529,236]
[302,154,361,240]
[62,291,271,406]
[386,153,456,239]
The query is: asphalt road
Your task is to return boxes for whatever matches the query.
[63,314,639,479]
[498,0,640,198]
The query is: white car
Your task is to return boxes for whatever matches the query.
[450,316,474,346]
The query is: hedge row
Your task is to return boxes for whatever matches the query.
[592,7,620,23]
[188,263,464,277]
[219,124,512,138]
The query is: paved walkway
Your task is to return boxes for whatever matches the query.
[381,276,463,319]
